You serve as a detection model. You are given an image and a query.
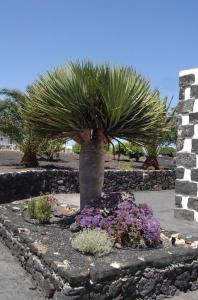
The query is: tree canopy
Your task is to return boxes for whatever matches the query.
[24,62,170,145]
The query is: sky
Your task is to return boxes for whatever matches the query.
[0,0,198,107]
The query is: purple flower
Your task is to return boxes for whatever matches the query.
[143,218,161,242]
[75,192,161,247]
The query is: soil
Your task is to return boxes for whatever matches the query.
[0,199,173,269]
[0,150,175,173]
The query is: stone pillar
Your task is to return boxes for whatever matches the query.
[175,68,198,221]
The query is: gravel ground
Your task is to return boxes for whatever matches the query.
[0,240,44,300]
[171,290,198,299]
[0,150,175,173]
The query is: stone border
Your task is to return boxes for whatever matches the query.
[0,169,175,204]
[1,203,198,299]
[176,68,198,221]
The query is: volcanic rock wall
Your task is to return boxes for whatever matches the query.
[175,68,198,221]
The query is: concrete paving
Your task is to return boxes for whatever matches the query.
[134,190,198,237]
[0,240,44,300]
[171,290,198,299]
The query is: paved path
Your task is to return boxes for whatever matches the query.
[134,190,198,237]
[0,240,44,300]
[171,290,198,299]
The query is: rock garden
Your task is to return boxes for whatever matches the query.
[0,61,194,300]
[1,190,198,300]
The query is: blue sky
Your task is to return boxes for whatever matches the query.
[0,0,198,107]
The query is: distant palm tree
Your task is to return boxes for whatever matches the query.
[0,89,39,167]
[24,61,170,209]
[143,104,177,170]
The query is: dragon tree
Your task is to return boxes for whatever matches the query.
[24,62,169,209]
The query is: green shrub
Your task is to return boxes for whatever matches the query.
[127,143,144,160]
[121,161,134,171]
[38,139,65,161]
[27,196,51,224]
[27,199,37,219]
[72,143,81,154]
[113,142,144,161]
[159,146,176,157]
[71,229,113,256]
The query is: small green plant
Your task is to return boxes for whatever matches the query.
[27,196,51,224]
[27,199,37,219]
[159,146,176,157]
[121,162,133,171]
[72,143,81,154]
[71,229,113,256]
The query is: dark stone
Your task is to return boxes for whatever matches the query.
[70,223,80,233]
[63,286,85,296]
[89,293,106,300]
[175,180,197,196]
[179,87,185,100]
[178,125,194,138]
[54,293,81,300]
[174,208,194,221]
[160,281,176,296]
[177,99,195,113]
[58,268,89,285]
[190,269,198,281]
[191,85,198,98]
[138,278,156,297]
[177,115,182,126]
[176,168,184,180]
[189,112,198,124]
[191,169,198,181]
[175,271,190,292]
[108,281,122,297]
[190,281,198,291]
[192,139,198,154]
[175,195,182,208]
[90,265,120,283]
[188,197,198,212]
[176,153,196,168]
[176,139,184,151]
[179,74,195,87]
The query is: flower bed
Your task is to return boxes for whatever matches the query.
[75,192,161,249]
[1,198,198,299]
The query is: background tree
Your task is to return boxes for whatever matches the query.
[113,141,144,162]
[72,143,81,155]
[24,61,170,209]
[142,106,177,169]
[0,89,40,167]
[38,139,65,161]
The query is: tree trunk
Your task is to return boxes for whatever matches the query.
[79,140,104,210]
[21,152,39,168]
[143,156,159,170]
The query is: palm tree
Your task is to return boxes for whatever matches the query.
[0,89,40,167]
[142,104,177,170]
[24,61,169,209]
